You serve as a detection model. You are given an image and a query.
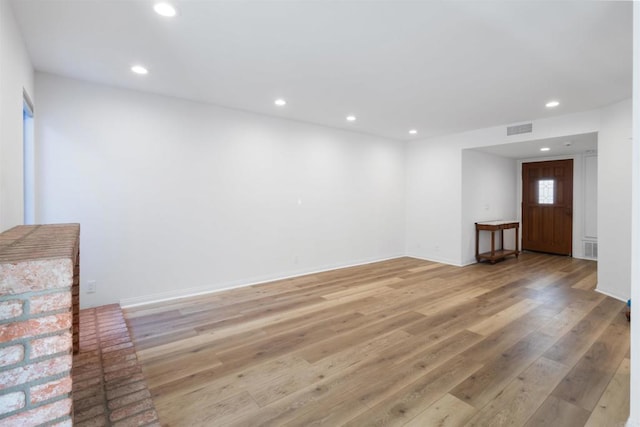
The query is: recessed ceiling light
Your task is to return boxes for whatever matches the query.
[409,129,418,135]
[131,65,148,75]
[274,99,286,106]
[540,147,550,152]
[545,100,560,108]
[346,115,356,122]
[154,2,176,17]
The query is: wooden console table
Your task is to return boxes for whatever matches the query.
[475,220,520,264]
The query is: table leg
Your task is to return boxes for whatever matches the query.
[515,225,520,258]
[491,231,495,256]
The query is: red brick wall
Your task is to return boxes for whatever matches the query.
[0,224,79,426]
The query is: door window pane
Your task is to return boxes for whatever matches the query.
[538,179,554,204]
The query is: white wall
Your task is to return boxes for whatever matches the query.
[583,154,598,240]
[0,1,34,231]
[597,99,633,301]
[406,109,601,266]
[461,150,517,265]
[35,73,406,307]
[405,135,464,265]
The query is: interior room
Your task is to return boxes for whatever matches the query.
[0,1,638,426]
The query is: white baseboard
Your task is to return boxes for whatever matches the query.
[120,254,405,308]
[572,254,597,261]
[595,286,628,303]
[405,253,464,267]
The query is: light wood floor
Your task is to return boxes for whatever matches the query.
[124,254,630,426]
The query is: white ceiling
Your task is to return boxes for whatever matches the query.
[473,132,598,159]
[11,1,632,141]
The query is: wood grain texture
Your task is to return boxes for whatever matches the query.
[524,395,590,427]
[551,311,630,411]
[584,357,630,427]
[465,357,570,427]
[403,393,476,427]
[124,254,629,426]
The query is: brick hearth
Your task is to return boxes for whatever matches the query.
[73,304,158,427]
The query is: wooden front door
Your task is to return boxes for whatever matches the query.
[522,159,573,255]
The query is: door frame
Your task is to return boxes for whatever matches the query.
[521,159,574,255]
[516,153,591,259]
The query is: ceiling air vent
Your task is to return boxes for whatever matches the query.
[507,123,533,136]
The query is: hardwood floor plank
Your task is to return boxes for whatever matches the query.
[571,271,597,291]
[355,330,484,410]
[311,330,412,373]
[141,347,223,387]
[450,330,556,409]
[459,306,556,365]
[543,297,623,367]
[214,325,337,372]
[465,357,570,427]
[551,309,629,411]
[342,355,483,427]
[322,277,404,299]
[466,298,541,336]
[152,354,310,407]
[282,396,371,427]
[412,284,493,317]
[584,357,630,427]
[122,255,629,426]
[249,330,412,408]
[158,389,258,426]
[403,393,477,427]
[225,339,434,426]
[525,271,568,291]
[404,292,527,341]
[539,296,605,339]
[297,311,425,364]
[524,395,591,427]
[406,262,442,273]
[231,331,478,426]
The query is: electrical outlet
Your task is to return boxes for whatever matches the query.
[87,280,97,293]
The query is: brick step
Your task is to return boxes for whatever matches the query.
[73,304,159,427]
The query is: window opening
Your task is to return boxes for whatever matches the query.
[538,179,554,204]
